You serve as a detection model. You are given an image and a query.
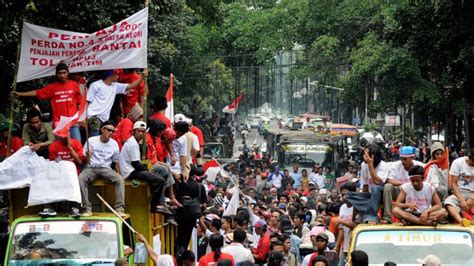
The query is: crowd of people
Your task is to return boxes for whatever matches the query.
[1,63,473,266]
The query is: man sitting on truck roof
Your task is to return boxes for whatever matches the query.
[383,146,424,224]
[119,121,171,215]
[78,120,125,217]
[393,165,447,226]
[444,147,474,227]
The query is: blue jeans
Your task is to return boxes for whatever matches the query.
[69,125,81,142]
[338,252,347,266]
[347,184,384,223]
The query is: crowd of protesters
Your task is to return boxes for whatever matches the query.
[1,63,473,266]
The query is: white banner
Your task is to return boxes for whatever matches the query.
[17,7,148,82]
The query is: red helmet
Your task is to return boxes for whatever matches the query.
[162,128,176,142]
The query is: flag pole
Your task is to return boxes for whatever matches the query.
[140,0,150,160]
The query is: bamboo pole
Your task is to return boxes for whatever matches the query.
[6,21,24,156]
[97,193,136,233]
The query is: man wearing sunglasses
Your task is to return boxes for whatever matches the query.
[78,120,125,217]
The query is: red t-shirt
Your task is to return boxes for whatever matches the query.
[36,80,81,125]
[113,118,134,150]
[154,137,167,162]
[119,71,147,115]
[149,112,171,128]
[146,133,157,165]
[252,233,271,261]
[198,252,235,266]
[0,137,23,158]
[191,126,204,146]
[49,138,83,173]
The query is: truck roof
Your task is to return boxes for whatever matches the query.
[352,223,474,234]
[11,213,128,223]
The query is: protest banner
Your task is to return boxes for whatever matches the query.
[17,7,148,82]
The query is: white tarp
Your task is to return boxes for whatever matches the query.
[0,146,81,206]
[17,8,148,82]
[27,160,81,206]
[0,147,42,189]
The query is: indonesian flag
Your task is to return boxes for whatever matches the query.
[203,159,229,182]
[222,94,244,114]
[165,74,174,121]
[52,92,87,138]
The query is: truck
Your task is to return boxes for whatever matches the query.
[265,128,349,177]
[347,224,474,265]
[3,179,176,265]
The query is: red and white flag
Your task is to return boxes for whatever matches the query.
[52,94,87,138]
[203,159,229,182]
[165,74,174,121]
[222,94,244,113]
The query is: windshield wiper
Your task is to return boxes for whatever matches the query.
[81,261,115,265]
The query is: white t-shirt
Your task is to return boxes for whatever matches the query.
[338,203,353,252]
[119,136,140,178]
[222,243,254,264]
[401,182,434,214]
[168,135,187,174]
[309,173,325,189]
[387,160,424,184]
[360,161,391,190]
[449,156,474,192]
[269,173,282,189]
[84,136,120,168]
[87,80,128,122]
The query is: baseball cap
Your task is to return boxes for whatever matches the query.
[174,113,192,124]
[309,226,324,236]
[417,255,441,265]
[316,232,329,240]
[308,181,316,186]
[133,121,147,130]
[300,196,308,203]
[254,220,267,229]
[400,146,416,158]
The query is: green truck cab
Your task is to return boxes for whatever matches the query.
[347,224,474,265]
[6,215,132,265]
[4,179,176,265]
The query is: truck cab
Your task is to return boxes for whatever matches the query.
[4,179,175,265]
[348,224,474,265]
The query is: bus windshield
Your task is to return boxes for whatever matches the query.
[354,229,474,265]
[8,220,119,265]
[281,143,333,168]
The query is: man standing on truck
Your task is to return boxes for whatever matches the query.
[78,121,125,217]
[12,63,83,141]
[393,166,447,225]
[119,121,171,215]
[444,147,474,226]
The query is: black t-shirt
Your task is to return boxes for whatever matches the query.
[176,179,207,204]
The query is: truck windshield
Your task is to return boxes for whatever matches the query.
[8,220,119,265]
[282,143,333,168]
[354,229,474,265]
